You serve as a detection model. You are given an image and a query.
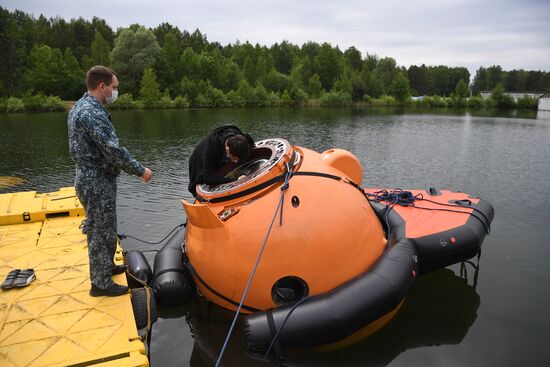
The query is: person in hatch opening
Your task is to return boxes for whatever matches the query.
[188,125,254,197]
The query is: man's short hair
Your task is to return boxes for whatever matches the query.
[86,65,118,90]
[227,135,252,162]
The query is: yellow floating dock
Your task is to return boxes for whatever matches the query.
[0,187,148,367]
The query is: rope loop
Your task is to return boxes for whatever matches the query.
[367,188,422,206]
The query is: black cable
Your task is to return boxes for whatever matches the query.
[419,197,492,234]
[117,223,186,245]
[411,205,491,235]
[365,189,421,244]
[263,296,311,360]
[366,188,423,206]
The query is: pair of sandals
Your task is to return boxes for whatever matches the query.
[1,269,36,289]
[1,266,127,294]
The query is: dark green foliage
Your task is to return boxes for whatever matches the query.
[415,96,448,108]
[316,43,343,91]
[41,95,66,111]
[236,80,276,107]
[455,79,469,99]
[226,90,245,107]
[6,97,25,112]
[467,96,484,108]
[332,72,353,96]
[448,95,467,108]
[516,96,538,109]
[197,83,228,108]
[279,90,292,107]
[344,47,363,71]
[489,84,516,108]
[111,27,160,96]
[375,57,397,95]
[158,32,181,87]
[471,66,548,95]
[6,93,66,112]
[368,95,397,107]
[1,6,547,112]
[0,9,115,98]
[307,74,322,98]
[154,93,175,108]
[407,64,431,95]
[263,69,292,93]
[319,91,352,107]
[289,86,308,107]
[180,77,203,103]
[472,66,503,94]
[451,79,469,107]
[0,9,35,96]
[407,65,470,97]
[391,72,411,102]
[271,41,299,75]
[111,93,139,110]
[139,67,161,108]
[173,95,190,108]
[23,45,65,96]
[364,71,384,99]
[219,59,241,92]
[182,29,209,53]
[62,48,85,99]
[82,32,112,70]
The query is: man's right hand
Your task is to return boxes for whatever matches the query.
[142,167,152,182]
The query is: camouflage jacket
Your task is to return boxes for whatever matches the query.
[67,93,145,178]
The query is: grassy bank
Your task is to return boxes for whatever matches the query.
[0,95,66,113]
[1,93,540,113]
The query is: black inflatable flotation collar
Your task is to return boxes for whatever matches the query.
[243,205,419,352]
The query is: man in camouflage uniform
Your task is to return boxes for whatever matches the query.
[68,65,152,297]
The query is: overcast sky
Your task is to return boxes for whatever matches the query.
[2,0,549,77]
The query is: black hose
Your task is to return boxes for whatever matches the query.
[118,223,186,245]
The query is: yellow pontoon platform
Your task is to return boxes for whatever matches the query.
[0,187,148,367]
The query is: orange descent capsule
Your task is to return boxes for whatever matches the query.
[182,138,387,313]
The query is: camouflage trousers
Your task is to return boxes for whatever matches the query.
[75,168,118,288]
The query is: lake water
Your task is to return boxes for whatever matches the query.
[1,107,549,366]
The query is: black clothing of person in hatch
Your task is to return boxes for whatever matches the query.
[188,125,254,197]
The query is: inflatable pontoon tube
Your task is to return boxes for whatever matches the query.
[125,250,153,286]
[243,235,418,352]
[410,198,494,275]
[152,226,195,305]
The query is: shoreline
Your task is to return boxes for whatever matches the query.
[1,98,540,114]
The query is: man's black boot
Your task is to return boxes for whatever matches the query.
[112,264,127,275]
[90,283,129,297]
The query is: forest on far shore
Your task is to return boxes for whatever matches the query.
[1,7,548,112]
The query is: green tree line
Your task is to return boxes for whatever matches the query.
[1,7,548,110]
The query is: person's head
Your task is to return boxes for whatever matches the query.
[86,65,119,105]
[225,135,251,163]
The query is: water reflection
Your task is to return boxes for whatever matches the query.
[172,267,480,366]
[536,110,550,120]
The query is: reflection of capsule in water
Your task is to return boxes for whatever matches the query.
[183,267,480,366]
